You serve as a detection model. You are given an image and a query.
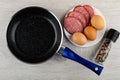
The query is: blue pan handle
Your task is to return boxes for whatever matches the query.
[59,47,103,75]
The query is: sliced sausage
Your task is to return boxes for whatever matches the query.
[74,5,90,24]
[83,5,94,18]
[68,11,87,27]
[64,17,83,34]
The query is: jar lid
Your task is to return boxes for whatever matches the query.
[106,28,120,42]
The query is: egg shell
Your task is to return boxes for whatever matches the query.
[91,15,104,30]
[71,32,87,45]
[84,26,97,41]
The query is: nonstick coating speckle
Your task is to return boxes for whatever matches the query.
[15,15,55,56]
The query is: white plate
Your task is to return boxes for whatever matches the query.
[64,6,106,47]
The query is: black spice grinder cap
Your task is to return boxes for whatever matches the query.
[106,28,120,42]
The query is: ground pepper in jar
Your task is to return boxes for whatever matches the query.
[95,28,119,64]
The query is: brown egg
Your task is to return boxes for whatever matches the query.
[71,32,87,45]
[84,26,97,41]
[91,15,104,30]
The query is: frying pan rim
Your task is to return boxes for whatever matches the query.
[49,10,63,54]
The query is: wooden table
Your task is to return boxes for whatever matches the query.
[0,0,120,80]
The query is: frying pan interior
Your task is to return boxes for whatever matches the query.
[7,7,62,63]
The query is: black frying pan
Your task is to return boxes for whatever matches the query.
[7,7,103,75]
